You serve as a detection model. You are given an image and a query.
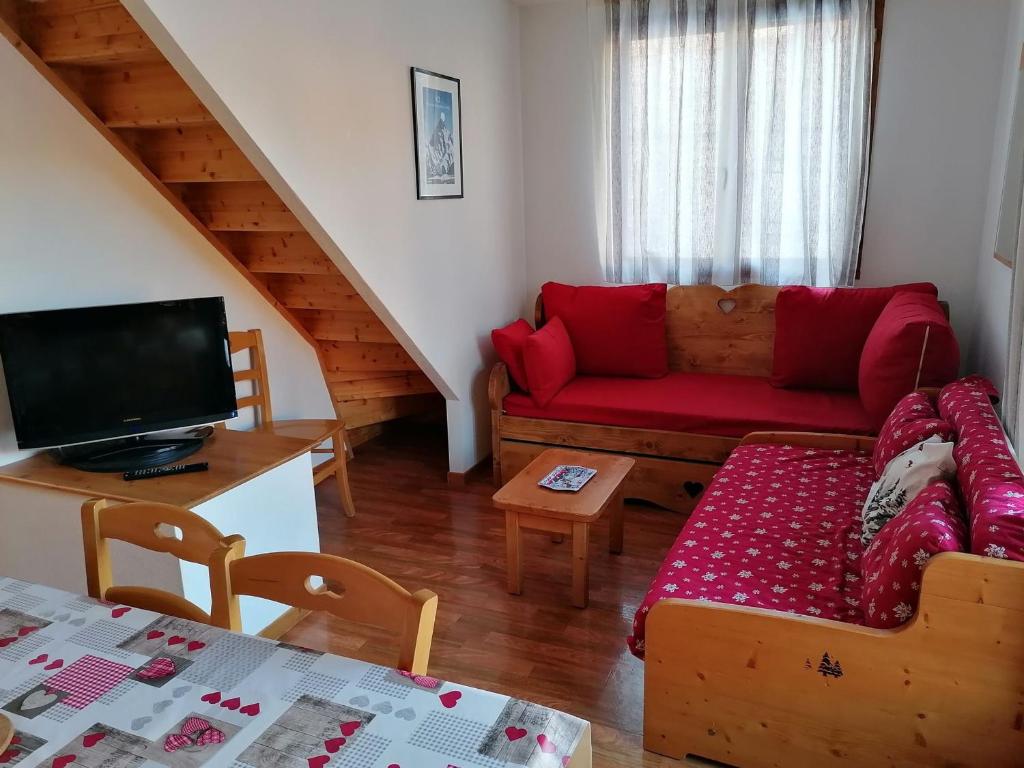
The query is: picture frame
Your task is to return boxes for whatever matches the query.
[410,67,464,200]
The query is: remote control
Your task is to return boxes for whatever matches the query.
[123,462,209,481]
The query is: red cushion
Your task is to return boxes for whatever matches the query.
[772,283,938,391]
[491,319,533,392]
[872,392,954,478]
[859,292,960,427]
[939,378,1024,561]
[503,372,874,438]
[541,282,668,378]
[522,317,576,407]
[861,480,967,629]
[629,444,872,657]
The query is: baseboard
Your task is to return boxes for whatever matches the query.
[256,607,311,640]
[447,454,492,486]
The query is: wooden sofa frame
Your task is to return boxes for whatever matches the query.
[643,431,1024,767]
[490,284,781,512]
[490,285,949,512]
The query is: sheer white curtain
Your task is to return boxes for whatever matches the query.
[593,0,876,286]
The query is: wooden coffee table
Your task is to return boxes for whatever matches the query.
[492,448,634,608]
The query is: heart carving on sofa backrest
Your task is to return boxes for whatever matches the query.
[717,298,737,314]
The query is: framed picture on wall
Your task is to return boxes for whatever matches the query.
[411,67,463,200]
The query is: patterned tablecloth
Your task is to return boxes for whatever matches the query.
[0,578,590,768]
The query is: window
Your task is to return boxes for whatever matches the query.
[596,0,880,286]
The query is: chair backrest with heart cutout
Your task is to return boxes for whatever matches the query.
[81,499,245,628]
[225,552,438,674]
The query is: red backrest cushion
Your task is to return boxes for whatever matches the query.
[858,292,960,428]
[540,282,668,378]
[861,480,967,629]
[938,378,1024,561]
[872,392,954,478]
[772,283,938,391]
[491,319,534,392]
[523,316,577,407]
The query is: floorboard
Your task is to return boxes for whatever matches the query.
[281,425,702,767]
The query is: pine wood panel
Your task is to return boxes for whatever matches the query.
[644,553,1024,766]
[117,125,260,182]
[328,372,437,400]
[266,273,366,310]
[322,340,421,374]
[19,0,160,65]
[665,284,779,376]
[499,414,738,465]
[337,394,443,429]
[75,61,214,127]
[218,232,336,274]
[171,180,303,231]
[293,308,396,344]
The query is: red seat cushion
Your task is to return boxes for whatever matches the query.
[858,292,960,427]
[503,372,875,438]
[939,378,1024,561]
[772,283,937,391]
[861,480,967,629]
[491,319,533,392]
[628,444,873,658]
[522,317,576,407]
[541,282,668,378]
[872,392,954,478]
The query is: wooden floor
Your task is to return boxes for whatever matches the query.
[281,425,695,767]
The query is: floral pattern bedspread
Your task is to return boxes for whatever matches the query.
[628,444,874,658]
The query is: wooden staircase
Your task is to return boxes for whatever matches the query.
[0,0,441,444]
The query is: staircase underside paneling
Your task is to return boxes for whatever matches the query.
[1,0,442,433]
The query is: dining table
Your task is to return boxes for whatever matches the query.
[0,577,591,768]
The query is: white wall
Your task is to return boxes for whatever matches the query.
[859,0,1013,356]
[519,0,1013,356]
[520,0,602,312]
[969,1,1024,391]
[0,40,334,468]
[128,0,527,473]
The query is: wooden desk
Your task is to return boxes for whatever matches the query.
[0,428,315,507]
[0,429,324,635]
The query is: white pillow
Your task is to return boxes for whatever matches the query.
[860,436,956,547]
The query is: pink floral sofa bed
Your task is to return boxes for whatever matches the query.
[637,376,1024,767]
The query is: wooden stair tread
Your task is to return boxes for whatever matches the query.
[71,61,216,128]
[170,180,304,232]
[18,0,161,66]
[218,232,336,274]
[116,125,261,182]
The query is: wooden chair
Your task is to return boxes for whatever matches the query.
[81,499,245,628]
[225,552,438,674]
[0,714,12,754]
[227,330,356,517]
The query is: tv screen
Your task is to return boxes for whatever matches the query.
[0,297,238,449]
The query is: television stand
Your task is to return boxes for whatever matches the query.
[51,435,204,473]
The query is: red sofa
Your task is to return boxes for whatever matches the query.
[637,376,1024,767]
[491,282,959,513]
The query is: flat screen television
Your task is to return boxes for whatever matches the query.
[0,297,238,471]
